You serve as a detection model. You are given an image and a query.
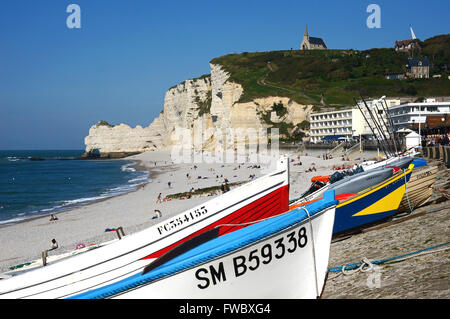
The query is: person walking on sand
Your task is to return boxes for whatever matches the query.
[156,193,162,203]
[168,181,171,188]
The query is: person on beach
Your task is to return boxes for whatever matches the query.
[168,181,171,188]
[50,239,58,250]
[156,193,162,203]
[153,209,162,219]
[49,214,58,221]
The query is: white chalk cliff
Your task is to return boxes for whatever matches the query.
[84,64,313,158]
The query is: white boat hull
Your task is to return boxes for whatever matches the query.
[72,195,336,299]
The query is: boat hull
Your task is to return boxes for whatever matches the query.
[295,156,413,205]
[397,165,438,212]
[290,167,395,211]
[70,191,338,299]
[333,164,414,235]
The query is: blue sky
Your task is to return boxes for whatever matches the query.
[0,0,449,149]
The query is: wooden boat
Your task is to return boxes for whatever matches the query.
[290,164,414,236]
[0,157,290,299]
[332,164,413,235]
[360,155,414,171]
[397,164,439,213]
[69,190,338,299]
[328,167,395,196]
[296,156,414,204]
[296,157,414,205]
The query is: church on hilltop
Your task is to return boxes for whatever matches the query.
[300,25,327,50]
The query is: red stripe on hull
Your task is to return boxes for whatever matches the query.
[140,184,289,260]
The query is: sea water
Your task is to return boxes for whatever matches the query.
[0,150,150,225]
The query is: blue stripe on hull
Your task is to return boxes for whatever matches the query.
[333,209,396,234]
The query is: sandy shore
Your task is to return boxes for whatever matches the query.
[0,149,376,273]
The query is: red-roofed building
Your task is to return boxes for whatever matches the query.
[395,39,421,52]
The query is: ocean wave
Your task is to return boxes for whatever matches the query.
[60,194,110,206]
[127,175,150,184]
[121,162,136,172]
[2,156,23,162]
[0,216,29,225]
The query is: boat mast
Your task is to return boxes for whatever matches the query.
[353,97,389,158]
[359,96,392,157]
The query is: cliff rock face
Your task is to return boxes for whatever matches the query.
[84,64,313,158]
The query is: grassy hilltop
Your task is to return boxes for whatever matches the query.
[210,34,450,107]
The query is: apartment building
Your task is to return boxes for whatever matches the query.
[308,99,401,143]
[353,99,401,137]
[388,99,450,131]
[309,109,353,143]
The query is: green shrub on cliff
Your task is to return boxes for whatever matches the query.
[196,90,212,117]
[96,120,114,128]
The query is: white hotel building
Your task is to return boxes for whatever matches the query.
[309,99,400,143]
[309,109,353,143]
[309,98,450,143]
[388,99,450,131]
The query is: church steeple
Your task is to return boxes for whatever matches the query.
[304,24,309,38]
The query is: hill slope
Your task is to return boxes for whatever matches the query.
[211,34,450,107]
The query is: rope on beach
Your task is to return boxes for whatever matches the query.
[328,241,450,276]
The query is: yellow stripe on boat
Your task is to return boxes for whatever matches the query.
[332,164,414,234]
[336,164,414,214]
[351,182,406,216]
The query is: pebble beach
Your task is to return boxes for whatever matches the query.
[0,149,448,299]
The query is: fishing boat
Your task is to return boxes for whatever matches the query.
[291,164,414,236]
[397,159,439,213]
[69,190,338,299]
[0,156,290,299]
[361,155,415,171]
[295,156,414,205]
[332,163,414,235]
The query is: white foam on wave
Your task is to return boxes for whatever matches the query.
[127,174,150,184]
[0,216,29,225]
[121,162,136,172]
[61,194,110,206]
